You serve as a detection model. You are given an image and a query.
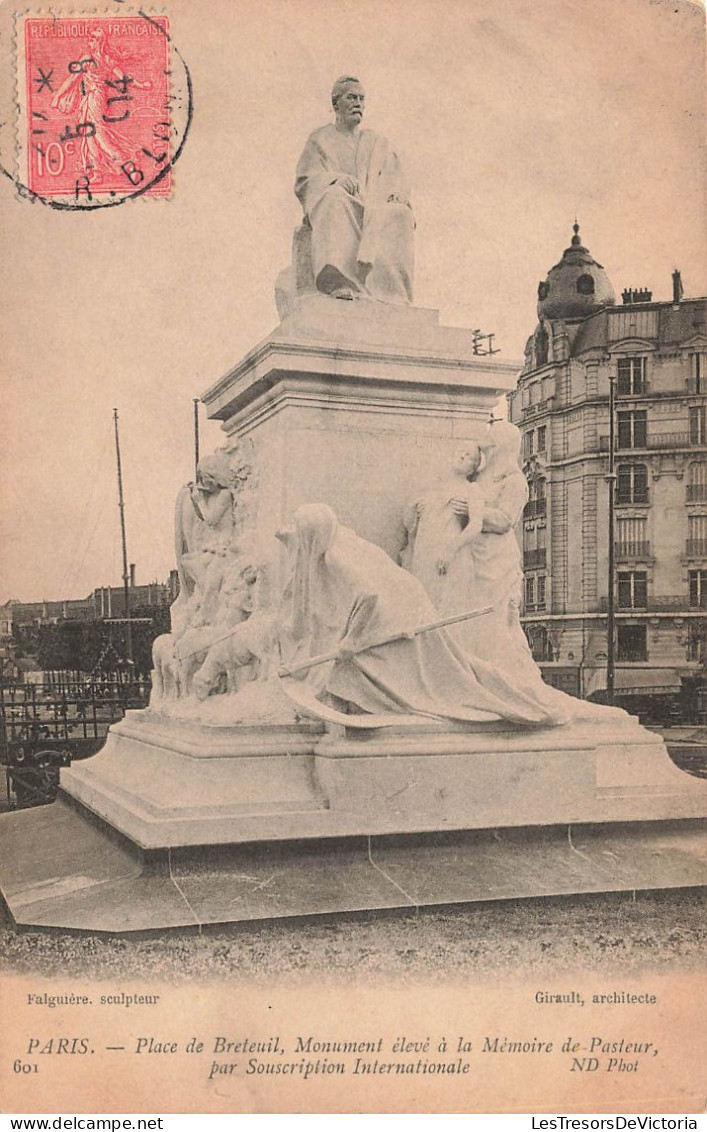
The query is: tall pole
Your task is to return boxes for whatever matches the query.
[193,398,200,479]
[113,408,133,669]
[605,373,617,703]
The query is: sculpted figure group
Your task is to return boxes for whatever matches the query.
[151,444,276,707]
[152,423,621,730]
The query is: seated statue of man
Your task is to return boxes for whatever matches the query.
[294,76,414,304]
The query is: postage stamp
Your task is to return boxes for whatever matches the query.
[14,11,191,207]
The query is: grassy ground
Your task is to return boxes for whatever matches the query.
[1,888,704,985]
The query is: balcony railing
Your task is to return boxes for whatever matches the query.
[687,484,707,502]
[685,539,707,557]
[521,398,554,419]
[616,384,649,398]
[599,595,704,613]
[615,541,651,559]
[523,499,547,520]
[617,596,648,610]
[616,490,650,505]
[647,432,691,449]
[616,647,648,662]
[523,549,547,569]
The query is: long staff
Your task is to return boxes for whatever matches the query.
[278,604,493,678]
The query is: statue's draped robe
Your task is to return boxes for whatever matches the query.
[414,469,625,726]
[278,505,572,727]
[405,481,484,611]
[295,125,414,304]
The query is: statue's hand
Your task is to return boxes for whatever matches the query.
[337,175,359,195]
[450,497,469,518]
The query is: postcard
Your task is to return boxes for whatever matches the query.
[0,0,705,1115]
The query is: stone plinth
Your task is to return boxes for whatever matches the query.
[56,709,707,850]
[200,297,519,562]
[0,709,704,931]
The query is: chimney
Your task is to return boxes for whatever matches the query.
[622,287,652,305]
[672,269,683,307]
[129,563,136,588]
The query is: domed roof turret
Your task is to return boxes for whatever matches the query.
[537,224,616,320]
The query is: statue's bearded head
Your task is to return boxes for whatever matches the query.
[331,76,365,130]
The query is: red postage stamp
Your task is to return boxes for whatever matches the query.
[17,14,174,203]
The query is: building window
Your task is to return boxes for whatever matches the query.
[617,410,647,449]
[689,569,707,608]
[576,273,595,296]
[617,624,647,662]
[617,463,649,504]
[687,463,707,503]
[536,575,547,611]
[537,425,547,453]
[687,515,707,557]
[689,406,706,445]
[526,625,554,662]
[687,621,706,664]
[523,430,535,459]
[616,516,649,557]
[524,525,546,569]
[536,326,549,366]
[617,570,647,608]
[525,577,535,609]
[690,353,704,393]
[617,357,647,396]
[525,477,547,519]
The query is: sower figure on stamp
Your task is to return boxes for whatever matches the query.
[294,76,414,303]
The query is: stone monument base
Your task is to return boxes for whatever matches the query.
[0,710,704,932]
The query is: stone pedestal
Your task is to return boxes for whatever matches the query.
[200,297,519,565]
[0,708,704,932]
[1,298,705,934]
[58,709,707,851]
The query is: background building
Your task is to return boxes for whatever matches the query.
[0,568,178,680]
[508,225,706,715]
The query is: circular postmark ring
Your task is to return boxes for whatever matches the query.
[5,8,192,210]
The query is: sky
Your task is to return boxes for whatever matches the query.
[1,0,705,602]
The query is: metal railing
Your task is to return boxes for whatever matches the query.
[615,541,651,559]
[598,595,705,613]
[616,647,648,662]
[523,549,547,569]
[0,678,151,748]
[521,398,554,419]
[523,499,547,520]
[685,539,707,557]
[647,432,691,449]
[616,384,649,398]
[686,484,707,502]
[616,490,650,504]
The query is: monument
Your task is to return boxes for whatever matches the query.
[0,79,704,932]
